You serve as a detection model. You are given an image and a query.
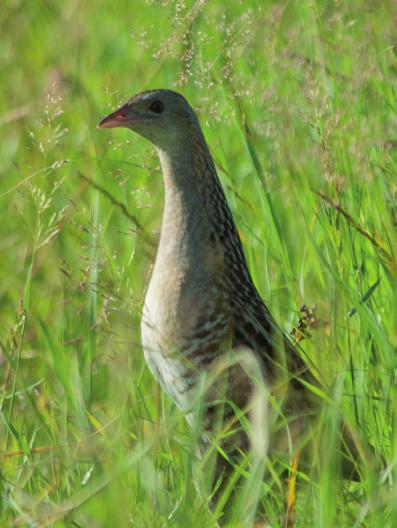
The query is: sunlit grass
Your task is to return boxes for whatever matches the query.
[1,0,396,526]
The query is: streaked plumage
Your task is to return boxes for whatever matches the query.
[98,90,347,506]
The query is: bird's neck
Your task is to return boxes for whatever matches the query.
[156,138,219,249]
[158,134,215,198]
[159,138,218,226]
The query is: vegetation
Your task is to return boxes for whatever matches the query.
[1,0,396,526]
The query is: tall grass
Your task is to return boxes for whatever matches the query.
[1,0,396,526]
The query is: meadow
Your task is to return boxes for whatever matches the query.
[1,0,396,526]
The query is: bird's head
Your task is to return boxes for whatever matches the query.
[98,89,201,150]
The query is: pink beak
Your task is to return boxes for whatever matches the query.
[98,103,130,129]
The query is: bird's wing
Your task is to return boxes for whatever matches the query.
[230,277,311,387]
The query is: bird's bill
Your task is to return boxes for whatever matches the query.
[98,103,131,129]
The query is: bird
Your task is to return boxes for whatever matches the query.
[98,89,357,517]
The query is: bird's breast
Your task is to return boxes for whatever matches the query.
[140,239,230,409]
[141,259,208,410]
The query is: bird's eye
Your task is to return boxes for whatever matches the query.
[149,100,165,114]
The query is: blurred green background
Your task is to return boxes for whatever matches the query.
[1,0,396,526]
